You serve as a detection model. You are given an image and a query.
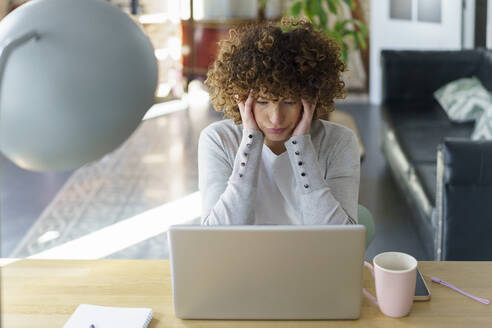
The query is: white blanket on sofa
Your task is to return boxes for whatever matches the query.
[434,76,492,140]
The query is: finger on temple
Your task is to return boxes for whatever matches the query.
[301,98,315,112]
[245,92,255,108]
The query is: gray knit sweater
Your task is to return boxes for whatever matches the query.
[198,119,360,225]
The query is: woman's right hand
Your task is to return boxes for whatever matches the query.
[237,91,260,131]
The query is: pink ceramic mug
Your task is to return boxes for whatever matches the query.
[363,252,417,318]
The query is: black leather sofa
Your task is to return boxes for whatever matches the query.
[380,49,492,260]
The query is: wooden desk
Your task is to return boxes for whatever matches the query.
[2,260,492,327]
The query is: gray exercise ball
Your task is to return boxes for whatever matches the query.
[0,0,158,171]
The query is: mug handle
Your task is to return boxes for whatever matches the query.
[362,261,378,306]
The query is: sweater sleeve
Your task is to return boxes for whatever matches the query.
[198,127,264,225]
[284,130,360,225]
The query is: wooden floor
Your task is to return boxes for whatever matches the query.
[0,99,430,260]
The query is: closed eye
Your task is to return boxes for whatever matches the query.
[256,100,268,105]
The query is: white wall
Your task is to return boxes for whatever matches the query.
[265,0,285,18]
[370,0,463,104]
[193,0,257,20]
[463,0,475,49]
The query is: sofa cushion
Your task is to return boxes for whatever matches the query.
[386,101,475,163]
[472,112,492,140]
[397,123,474,163]
[386,100,451,128]
[434,76,491,122]
[434,76,492,141]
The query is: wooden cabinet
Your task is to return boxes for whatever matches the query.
[181,18,257,81]
[180,0,283,83]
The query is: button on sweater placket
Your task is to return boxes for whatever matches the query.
[292,139,309,189]
[240,134,254,178]
[246,134,254,148]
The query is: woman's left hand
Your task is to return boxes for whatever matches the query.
[292,98,317,136]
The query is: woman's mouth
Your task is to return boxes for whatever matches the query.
[268,128,286,134]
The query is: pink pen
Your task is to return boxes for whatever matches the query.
[431,277,490,305]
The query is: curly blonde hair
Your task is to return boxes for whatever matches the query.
[205,17,346,125]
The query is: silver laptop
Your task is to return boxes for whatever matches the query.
[168,225,366,320]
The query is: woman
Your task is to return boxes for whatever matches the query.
[199,18,360,225]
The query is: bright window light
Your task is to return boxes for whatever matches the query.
[37,230,61,244]
[156,83,171,98]
[167,36,182,61]
[26,192,202,260]
[143,99,188,120]
[154,48,168,61]
[138,13,168,24]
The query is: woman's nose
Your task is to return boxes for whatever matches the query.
[269,105,283,125]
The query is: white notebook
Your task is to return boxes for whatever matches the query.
[64,304,153,328]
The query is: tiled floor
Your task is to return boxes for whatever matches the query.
[0,156,73,257]
[0,97,430,260]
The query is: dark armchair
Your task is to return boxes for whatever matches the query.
[436,139,492,260]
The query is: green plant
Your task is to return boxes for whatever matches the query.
[289,0,368,65]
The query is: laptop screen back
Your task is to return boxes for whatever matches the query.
[168,225,366,320]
